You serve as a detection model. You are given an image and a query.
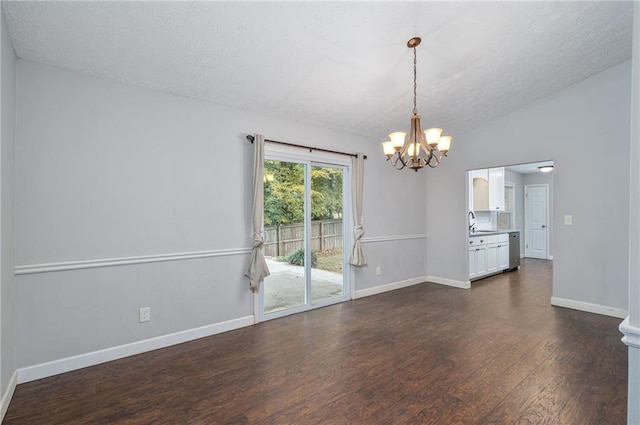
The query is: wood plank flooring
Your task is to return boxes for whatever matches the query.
[4,259,627,424]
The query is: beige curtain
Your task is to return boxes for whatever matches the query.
[348,153,366,266]
[245,134,270,292]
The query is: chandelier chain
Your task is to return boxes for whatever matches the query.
[413,46,418,115]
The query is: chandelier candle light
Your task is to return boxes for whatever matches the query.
[382,37,452,171]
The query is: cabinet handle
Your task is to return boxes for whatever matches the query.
[480,239,484,243]
[496,207,499,210]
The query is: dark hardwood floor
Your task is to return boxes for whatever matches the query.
[4,259,627,424]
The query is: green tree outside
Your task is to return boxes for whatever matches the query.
[263,160,343,226]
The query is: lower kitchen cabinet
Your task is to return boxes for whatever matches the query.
[469,233,510,280]
[468,245,487,280]
[487,243,500,274]
[498,243,509,270]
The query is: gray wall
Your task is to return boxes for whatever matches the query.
[0,5,16,400]
[15,60,429,368]
[427,60,630,311]
[523,172,554,258]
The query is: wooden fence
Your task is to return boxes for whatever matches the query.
[263,220,343,257]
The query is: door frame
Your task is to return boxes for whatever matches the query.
[254,144,353,323]
[524,184,549,259]
[504,181,516,230]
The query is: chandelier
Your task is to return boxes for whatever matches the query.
[382,37,452,171]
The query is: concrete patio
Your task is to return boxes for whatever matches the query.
[264,258,344,313]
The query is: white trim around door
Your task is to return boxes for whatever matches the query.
[257,144,353,323]
[524,184,549,259]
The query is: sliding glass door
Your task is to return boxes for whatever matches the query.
[263,159,307,313]
[260,155,349,320]
[310,164,346,304]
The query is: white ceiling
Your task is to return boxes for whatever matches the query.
[505,160,554,175]
[2,1,633,141]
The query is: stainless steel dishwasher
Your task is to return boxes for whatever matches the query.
[508,231,520,270]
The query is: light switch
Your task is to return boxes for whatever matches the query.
[564,215,573,225]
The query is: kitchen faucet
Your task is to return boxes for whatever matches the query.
[468,211,477,233]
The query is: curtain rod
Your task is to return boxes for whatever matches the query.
[246,135,367,159]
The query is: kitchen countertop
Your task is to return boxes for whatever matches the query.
[469,229,521,237]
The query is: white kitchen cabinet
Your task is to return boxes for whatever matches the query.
[468,248,476,279]
[468,236,487,279]
[497,233,510,270]
[469,233,510,280]
[487,243,510,274]
[469,245,487,280]
[470,169,489,181]
[486,243,500,274]
[469,167,504,211]
[469,169,489,211]
[488,167,505,211]
[498,243,509,270]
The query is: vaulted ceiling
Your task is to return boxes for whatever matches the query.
[3,1,633,141]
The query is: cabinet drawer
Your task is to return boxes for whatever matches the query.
[499,233,509,242]
[486,234,500,244]
[469,236,487,246]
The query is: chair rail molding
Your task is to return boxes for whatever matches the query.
[360,234,427,243]
[15,247,252,275]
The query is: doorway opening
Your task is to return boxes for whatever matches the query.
[466,160,554,280]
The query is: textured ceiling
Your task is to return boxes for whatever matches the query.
[2,1,633,141]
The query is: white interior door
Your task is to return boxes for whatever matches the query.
[525,185,548,259]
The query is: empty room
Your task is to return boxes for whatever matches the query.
[0,1,639,424]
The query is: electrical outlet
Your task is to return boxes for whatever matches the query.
[139,307,151,323]
[376,266,382,276]
[564,215,573,225]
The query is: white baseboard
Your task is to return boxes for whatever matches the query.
[551,296,627,319]
[17,315,254,384]
[353,276,427,299]
[426,275,471,289]
[0,370,17,422]
[619,317,640,349]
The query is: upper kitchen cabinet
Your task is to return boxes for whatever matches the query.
[488,167,505,211]
[469,167,505,211]
[470,169,488,210]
